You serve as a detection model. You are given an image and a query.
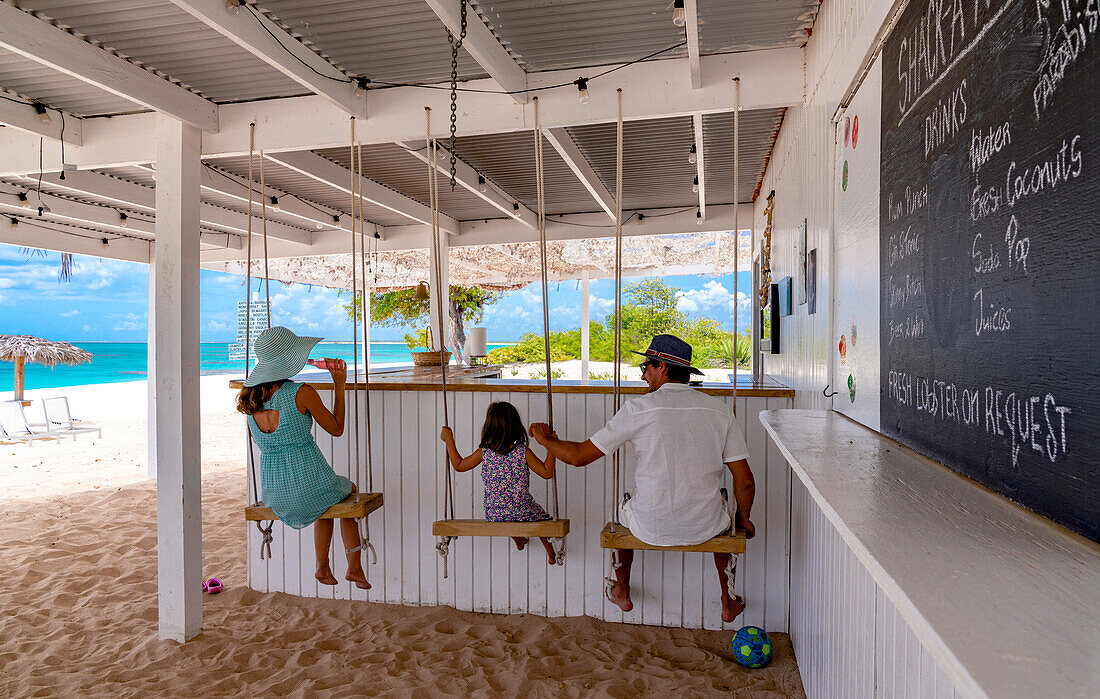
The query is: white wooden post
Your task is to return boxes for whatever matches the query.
[580,270,590,380]
[147,248,157,479]
[427,225,450,353]
[154,114,203,642]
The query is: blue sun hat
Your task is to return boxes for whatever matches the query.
[631,333,704,375]
[243,326,322,387]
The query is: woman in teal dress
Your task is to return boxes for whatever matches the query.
[236,326,369,589]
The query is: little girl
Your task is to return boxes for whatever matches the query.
[237,326,369,589]
[440,401,558,563]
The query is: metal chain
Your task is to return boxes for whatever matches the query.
[445,0,468,191]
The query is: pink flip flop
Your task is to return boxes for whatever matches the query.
[205,578,224,594]
[201,580,208,593]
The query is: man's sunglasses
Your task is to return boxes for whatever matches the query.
[639,360,656,371]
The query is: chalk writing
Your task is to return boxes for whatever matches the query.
[973,287,1012,335]
[1034,0,1100,119]
[970,135,1083,220]
[888,185,929,222]
[886,370,1073,465]
[889,274,924,308]
[924,79,968,158]
[971,232,1002,273]
[1004,215,1030,272]
[889,225,922,264]
[896,0,970,115]
[970,121,1011,174]
[889,314,927,343]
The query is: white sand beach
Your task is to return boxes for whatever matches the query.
[0,374,801,697]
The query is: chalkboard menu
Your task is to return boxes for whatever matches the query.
[879,0,1099,540]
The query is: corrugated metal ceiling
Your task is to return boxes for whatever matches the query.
[314,143,503,222]
[697,0,819,53]
[702,108,786,205]
[0,50,139,117]
[449,130,602,215]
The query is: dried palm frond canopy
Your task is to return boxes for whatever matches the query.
[0,335,93,367]
[213,231,750,292]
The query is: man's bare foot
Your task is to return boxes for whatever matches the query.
[512,537,528,551]
[606,585,633,612]
[345,567,371,590]
[722,594,745,623]
[315,565,338,586]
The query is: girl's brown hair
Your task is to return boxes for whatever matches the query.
[236,380,286,415]
[479,401,528,454]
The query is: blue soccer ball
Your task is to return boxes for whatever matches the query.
[731,626,773,668]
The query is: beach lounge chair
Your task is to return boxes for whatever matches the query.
[41,397,102,440]
[0,400,65,445]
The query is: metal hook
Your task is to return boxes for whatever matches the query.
[823,384,839,398]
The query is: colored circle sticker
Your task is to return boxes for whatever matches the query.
[850,323,857,347]
[842,161,849,191]
[848,373,856,403]
[852,116,859,148]
[838,335,847,363]
[844,117,850,147]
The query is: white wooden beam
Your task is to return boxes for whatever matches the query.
[0,49,803,175]
[423,0,528,100]
[0,3,217,132]
[153,115,203,643]
[399,140,536,228]
[265,150,459,234]
[166,0,364,118]
[16,170,311,247]
[0,189,154,236]
[685,0,702,89]
[0,216,151,263]
[197,164,353,234]
[0,98,81,145]
[692,113,706,220]
[543,127,616,220]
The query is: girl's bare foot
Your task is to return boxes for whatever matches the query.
[539,537,556,565]
[315,564,338,586]
[721,594,746,623]
[512,537,528,551]
[345,566,371,590]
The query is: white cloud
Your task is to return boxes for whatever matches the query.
[676,280,737,315]
[0,279,14,289]
[111,312,144,332]
[290,315,323,332]
[60,310,80,317]
[207,320,228,332]
[82,324,96,333]
[589,296,616,315]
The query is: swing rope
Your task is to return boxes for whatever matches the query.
[605,88,626,595]
[533,98,565,564]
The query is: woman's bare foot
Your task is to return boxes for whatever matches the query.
[315,564,338,586]
[345,566,371,590]
[606,585,633,612]
[512,537,528,551]
[722,594,746,623]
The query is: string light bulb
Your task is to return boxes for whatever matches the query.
[354,77,370,98]
[37,204,51,216]
[688,144,697,164]
[119,212,128,228]
[102,238,110,248]
[315,221,324,230]
[32,103,50,123]
[692,176,699,193]
[574,77,590,105]
[333,214,341,224]
[697,211,703,225]
[672,0,687,27]
[224,0,242,15]
[478,175,487,193]
[17,192,31,208]
[269,196,280,211]
[9,217,17,230]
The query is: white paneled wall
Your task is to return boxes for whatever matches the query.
[753,0,898,411]
[790,478,962,698]
[247,388,793,631]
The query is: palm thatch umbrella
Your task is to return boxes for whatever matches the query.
[0,335,93,401]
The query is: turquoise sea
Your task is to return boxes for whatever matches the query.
[0,342,512,392]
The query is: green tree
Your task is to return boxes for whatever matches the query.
[345,285,502,362]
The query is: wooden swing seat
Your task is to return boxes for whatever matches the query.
[432,518,570,539]
[599,522,745,554]
[246,492,383,522]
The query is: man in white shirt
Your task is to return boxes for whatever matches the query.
[530,334,756,622]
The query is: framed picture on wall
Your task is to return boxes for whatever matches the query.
[760,284,781,354]
[778,276,793,316]
[807,248,818,314]
[797,219,807,304]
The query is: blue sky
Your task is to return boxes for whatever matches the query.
[0,244,752,342]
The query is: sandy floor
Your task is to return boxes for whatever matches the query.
[0,377,803,697]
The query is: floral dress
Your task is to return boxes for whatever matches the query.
[247,382,353,529]
[482,444,551,522]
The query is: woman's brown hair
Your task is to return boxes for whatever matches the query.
[479,401,528,454]
[236,380,286,415]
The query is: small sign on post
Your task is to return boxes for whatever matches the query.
[228,301,270,361]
